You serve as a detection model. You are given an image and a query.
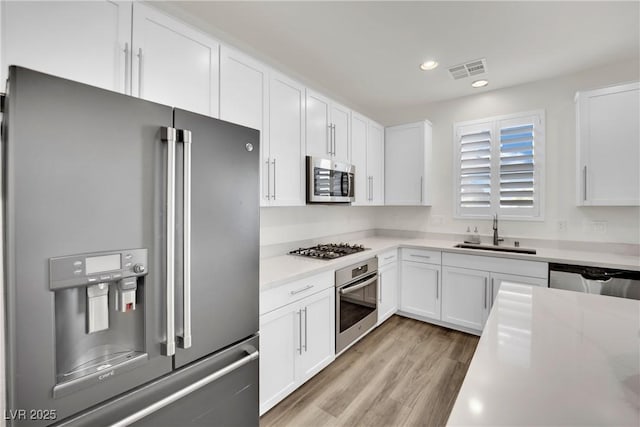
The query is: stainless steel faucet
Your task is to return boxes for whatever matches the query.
[493,213,504,246]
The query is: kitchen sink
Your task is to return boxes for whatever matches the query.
[454,243,537,255]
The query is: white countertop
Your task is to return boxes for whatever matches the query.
[447,284,640,426]
[260,236,640,290]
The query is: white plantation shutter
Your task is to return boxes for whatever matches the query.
[499,123,534,207]
[455,111,544,219]
[459,129,491,207]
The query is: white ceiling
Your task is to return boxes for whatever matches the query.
[157,1,640,125]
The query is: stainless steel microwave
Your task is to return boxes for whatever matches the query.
[306,156,355,203]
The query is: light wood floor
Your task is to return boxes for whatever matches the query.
[260,315,479,427]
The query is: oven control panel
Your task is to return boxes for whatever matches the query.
[49,248,147,290]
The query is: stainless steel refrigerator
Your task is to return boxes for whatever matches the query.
[2,66,260,426]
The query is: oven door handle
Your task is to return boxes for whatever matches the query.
[339,275,377,295]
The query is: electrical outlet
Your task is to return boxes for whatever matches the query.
[558,220,568,231]
[591,221,607,233]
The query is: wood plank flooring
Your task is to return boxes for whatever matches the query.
[260,315,479,427]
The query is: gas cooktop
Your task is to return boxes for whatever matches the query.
[288,243,367,260]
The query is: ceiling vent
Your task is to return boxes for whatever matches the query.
[448,58,487,80]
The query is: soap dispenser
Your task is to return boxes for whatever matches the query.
[464,226,473,243]
[472,226,481,244]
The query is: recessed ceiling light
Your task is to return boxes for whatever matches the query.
[420,60,439,71]
[471,79,489,88]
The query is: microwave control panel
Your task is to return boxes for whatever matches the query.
[49,248,147,290]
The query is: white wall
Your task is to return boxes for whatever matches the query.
[260,206,377,246]
[376,59,640,244]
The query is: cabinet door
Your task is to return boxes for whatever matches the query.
[441,266,490,331]
[132,3,219,117]
[368,122,385,205]
[378,262,398,325]
[297,288,335,384]
[490,273,547,309]
[268,73,305,206]
[400,261,441,321]
[306,90,332,159]
[331,103,351,164]
[2,1,131,93]
[351,113,369,205]
[385,122,426,205]
[577,83,640,206]
[259,304,299,415]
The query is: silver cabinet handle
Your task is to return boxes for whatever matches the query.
[371,176,374,201]
[290,284,314,295]
[179,130,192,349]
[303,307,308,352]
[265,158,271,200]
[383,255,394,261]
[137,48,144,98]
[583,165,587,202]
[436,270,439,299]
[297,310,303,355]
[161,127,177,356]
[411,254,431,259]
[340,275,377,294]
[420,176,424,204]
[327,124,332,155]
[272,158,276,200]
[111,349,259,427]
[123,42,130,95]
[484,277,488,309]
[332,124,337,155]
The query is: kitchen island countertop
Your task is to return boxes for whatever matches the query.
[447,284,640,426]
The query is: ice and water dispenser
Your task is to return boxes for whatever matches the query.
[49,249,149,397]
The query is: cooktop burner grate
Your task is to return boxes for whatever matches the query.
[288,243,367,260]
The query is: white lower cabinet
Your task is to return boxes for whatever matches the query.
[398,249,442,321]
[441,266,490,331]
[259,286,334,415]
[378,257,398,325]
[400,261,441,321]
[441,252,548,334]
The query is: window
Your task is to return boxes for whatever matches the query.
[454,110,545,219]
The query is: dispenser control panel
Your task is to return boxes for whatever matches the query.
[49,249,147,290]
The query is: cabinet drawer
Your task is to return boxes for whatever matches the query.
[401,248,442,265]
[377,249,398,267]
[260,271,333,315]
[442,252,548,279]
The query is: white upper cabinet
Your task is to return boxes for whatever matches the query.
[2,1,131,93]
[132,3,219,117]
[266,72,306,206]
[385,120,432,205]
[368,121,385,205]
[351,112,369,205]
[352,112,385,206]
[219,45,269,203]
[576,82,640,206]
[306,90,350,164]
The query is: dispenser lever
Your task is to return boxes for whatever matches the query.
[87,283,109,333]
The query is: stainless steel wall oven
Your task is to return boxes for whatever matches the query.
[335,258,378,353]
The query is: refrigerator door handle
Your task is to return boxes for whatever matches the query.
[110,349,259,427]
[162,127,177,356]
[178,129,192,349]
[137,48,144,98]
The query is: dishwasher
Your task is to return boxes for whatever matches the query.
[549,263,640,300]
